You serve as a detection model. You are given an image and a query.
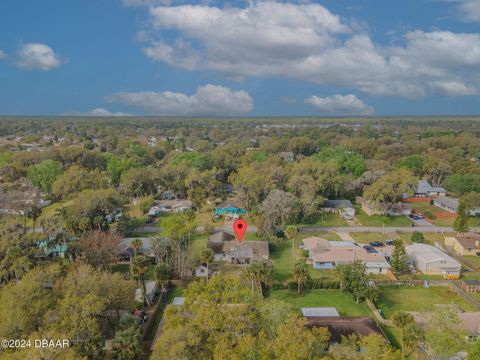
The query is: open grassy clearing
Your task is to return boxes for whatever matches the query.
[354,207,413,227]
[270,289,371,316]
[349,232,398,244]
[376,286,477,319]
[294,213,349,228]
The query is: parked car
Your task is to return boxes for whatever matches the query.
[363,245,376,253]
[370,241,384,247]
[385,239,394,246]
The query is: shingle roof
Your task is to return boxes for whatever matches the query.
[454,234,480,250]
[208,231,235,243]
[322,200,354,209]
[416,180,446,194]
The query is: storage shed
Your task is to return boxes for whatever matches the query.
[405,243,461,278]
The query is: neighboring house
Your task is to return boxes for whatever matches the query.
[304,316,389,344]
[135,281,158,304]
[117,237,161,261]
[413,180,446,198]
[321,200,356,218]
[278,151,294,162]
[302,237,390,274]
[445,234,480,256]
[155,200,193,213]
[36,238,68,258]
[433,197,480,216]
[458,312,480,343]
[460,280,480,293]
[215,201,246,215]
[405,243,461,278]
[360,198,412,216]
[207,231,269,264]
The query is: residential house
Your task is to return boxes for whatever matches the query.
[302,237,390,274]
[413,180,446,198]
[321,200,355,218]
[35,238,68,258]
[207,231,269,264]
[405,243,461,278]
[215,201,246,216]
[155,200,192,213]
[445,234,480,256]
[117,237,160,261]
[458,312,480,343]
[460,280,480,293]
[433,197,480,216]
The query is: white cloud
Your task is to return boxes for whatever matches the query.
[105,84,253,115]
[139,2,480,97]
[16,43,63,70]
[459,0,480,22]
[65,108,131,117]
[305,94,374,115]
[0,50,6,59]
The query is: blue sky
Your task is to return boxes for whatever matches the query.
[0,0,479,116]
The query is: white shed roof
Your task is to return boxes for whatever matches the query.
[172,297,185,306]
[301,307,340,317]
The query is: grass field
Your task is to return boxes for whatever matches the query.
[295,213,349,227]
[270,289,372,316]
[376,286,477,318]
[354,207,413,227]
[411,202,448,214]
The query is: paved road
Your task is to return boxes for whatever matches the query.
[299,226,465,233]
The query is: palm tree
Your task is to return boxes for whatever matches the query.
[130,255,150,307]
[292,260,310,294]
[244,261,274,299]
[333,263,348,291]
[200,248,215,282]
[111,325,143,360]
[130,239,143,256]
[284,225,298,269]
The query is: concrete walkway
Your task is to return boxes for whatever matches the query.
[337,232,355,241]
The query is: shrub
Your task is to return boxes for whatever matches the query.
[411,231,425,243]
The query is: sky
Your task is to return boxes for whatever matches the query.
[0,0,480,116]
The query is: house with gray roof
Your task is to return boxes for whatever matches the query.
[321,200,355,217]
[414,180,446,197]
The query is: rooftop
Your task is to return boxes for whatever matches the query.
[322,200,354,209]
[302,307,339,318]
[406,243,460,265]
[454,234,480,249]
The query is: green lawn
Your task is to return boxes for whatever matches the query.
[431,216,480,227]
[190,234,209,261]
[376,286,477,319]
[112,263,157,280]
[411,201,448,214]
[355,209,413,227]
[270,289,372,317]
[464,255,480,269]
[295,213,348,227]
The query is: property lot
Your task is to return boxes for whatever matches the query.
[354,208,413,227]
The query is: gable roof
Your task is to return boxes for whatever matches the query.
[216,201,243,209]
[208,231,235,243]
[416,180,446,194]
[454,234,480,250]
[302,307,339,317]
[322,200,354,209]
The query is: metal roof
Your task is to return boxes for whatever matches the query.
[302,307,340,317]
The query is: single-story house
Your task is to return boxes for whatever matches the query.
[155,200,192,213]
[433,197,480,216]
[117,237,161,261]
[460,280,480,293]
[215,201,246,215]
[36,238,68,258]
[207,231,269,264]
[304,316,389,344]
[405,243,461,278]
[302,237,390,274]
[413,180,446,198]
[445,234,480,256]
[135,281,158,304]
[321,200,355,218]
[458,312,480,343]
[361,198,412,216]
[302,307,340,318]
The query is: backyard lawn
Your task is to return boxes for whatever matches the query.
[295,213,349,227]
[270,289,372,316]
[376,286,477,319]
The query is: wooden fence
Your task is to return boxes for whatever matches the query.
[449,281,480,310]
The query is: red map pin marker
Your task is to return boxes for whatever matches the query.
[233,219,247,242]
